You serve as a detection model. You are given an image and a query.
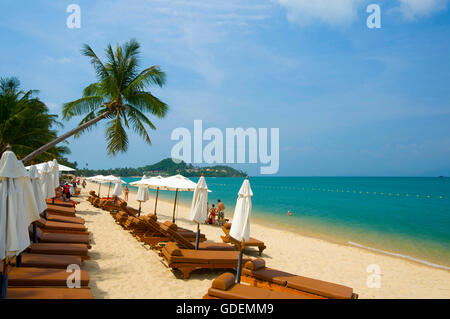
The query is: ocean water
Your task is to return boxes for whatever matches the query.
[123,176,450,269]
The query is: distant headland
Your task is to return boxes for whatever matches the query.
[76,158,247,178]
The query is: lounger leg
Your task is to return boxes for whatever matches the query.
[180,268,194,279]
[258,247,265,256]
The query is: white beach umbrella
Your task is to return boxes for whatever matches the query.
[100,175,127,198]
[25,162,75,172]
[28,165,47,214]
[40,162,55,201]
[49,159,60,189]
[135,175,150,216]
[86,175,106,196]
[229,177,253,283]
[161,174,198,223]
[0,148,38,298]
[189,174,208,249]
[130,176,165,215]
[28,165,47,243]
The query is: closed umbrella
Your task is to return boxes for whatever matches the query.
[49,159,60,204]
[229,177,253,283]
[28,165,47,242]
[0,147,39,298]
[112,180,123,197]
[40,162,55,218]
[189,174,208,250]
[135,175,150,217]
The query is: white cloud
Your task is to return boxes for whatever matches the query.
[275,0,363,26]
[397,0,448,19]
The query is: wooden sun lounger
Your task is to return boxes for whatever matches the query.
[4,266,89,287]
[129,215,206,247]
[221,223,266,256]
[30,226,91,248]
[10,253,82,269]
[161,242,250,279]
[46,199,76,208]
[203,272,310,299]
[44,213,85,224]
[241,259,358,299]
[6,287,94,299]
[35,218,88,235]
[28,243,90,261]
[161,221,236,251]
[46,204,76,217]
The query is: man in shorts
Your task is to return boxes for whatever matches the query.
[217,199,225,226]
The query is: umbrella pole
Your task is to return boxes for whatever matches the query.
[16,254,22,267]
[138,201,142,217]
[172,189,178,223]
[154,188,159,216]
[1,180,9,299]
[235,239,245,284]
[32,222,37,243]
[98,183,101,197]
[1,259,8,299]
[195,224,200,250]
[107,182,111,199]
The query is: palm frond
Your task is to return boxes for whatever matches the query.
[62,96,103,120]
[105,114,128,155]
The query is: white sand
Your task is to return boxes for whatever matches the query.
[78,181,450,299]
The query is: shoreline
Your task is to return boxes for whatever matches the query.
[125,183,450,271]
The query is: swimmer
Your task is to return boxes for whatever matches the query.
[287,210,292,216]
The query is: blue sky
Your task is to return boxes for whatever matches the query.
[1,0,449,176]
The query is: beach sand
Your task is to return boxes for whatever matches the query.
[78,181,450,299]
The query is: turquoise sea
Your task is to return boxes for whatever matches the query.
[123,176,450,269]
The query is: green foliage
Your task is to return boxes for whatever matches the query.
[63,39,168,156]
[77,158,247,177]
[0,77,70,162]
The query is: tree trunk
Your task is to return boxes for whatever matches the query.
[22,111,111,164]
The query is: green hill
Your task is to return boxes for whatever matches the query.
[76,158,246,177]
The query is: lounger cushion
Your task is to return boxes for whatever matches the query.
[45,214,85,224]
[163,247,247,264]
[36,218,88,232]
[13,253,82,269]
[6,287,94,299]
[163,221,178,231]
[242,267,294,286]
[208,285,308,299]
[28,243,89,257]
[198,243,236,251]
[165,242,182,256]
[286,276,354,299]
[244,259,265,270]
[31,226,90,246]
[212,272,236,290]
[8,267,89,287]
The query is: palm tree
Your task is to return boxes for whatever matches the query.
[22,39,168,163]
[0,77,70,161]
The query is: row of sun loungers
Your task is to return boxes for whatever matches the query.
[86,190,358,299]
[4,202,94,299]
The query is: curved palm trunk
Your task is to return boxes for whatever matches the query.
[22,111,111,164]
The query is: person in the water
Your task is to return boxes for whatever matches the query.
[287,210,292,216]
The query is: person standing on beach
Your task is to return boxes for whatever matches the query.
[82,180,86,189]
[217,199,225,226]
[124,185,129,201]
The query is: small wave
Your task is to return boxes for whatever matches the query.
[348,241,450,271]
